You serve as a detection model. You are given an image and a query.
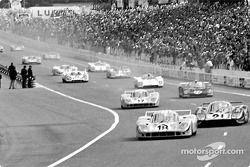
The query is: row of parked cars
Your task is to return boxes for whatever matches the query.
[4,45,249,139]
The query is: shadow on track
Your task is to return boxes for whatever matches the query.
[122,136,192,142]
[198,120,246,128]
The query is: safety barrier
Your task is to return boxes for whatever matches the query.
[80,52,250,89]
[0,64,37,88]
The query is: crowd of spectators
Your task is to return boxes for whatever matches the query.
[0,2,250,71]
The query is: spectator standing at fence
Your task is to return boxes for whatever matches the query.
[21,65,27,88]
[205,59,213,73]
[8,62,17,89]
[27,65,33,88]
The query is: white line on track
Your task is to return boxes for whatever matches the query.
[223,132,228,136]
[204,162,212,167]
[34,83,119,167]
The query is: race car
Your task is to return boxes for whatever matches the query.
[136,110,197,139]
[87,61,110,72]
[52,65,78,76]
[62,70,89,83]
[42,52,61,60]
[195,101,249,126]
[120,89,160,109]
[10,45,24,51]
[106,66,131,78]
[22,56,42,64]
[178,80,213,98]
[0,45,4,52]
[134,73,164,88]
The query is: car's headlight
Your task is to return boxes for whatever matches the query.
[66,76,71,80]
[151,97,157,102]
[233,108,241,113]
[125,98,131,103]
[207,88,213,94]
[179,122,189,130]
[138,125,148,132]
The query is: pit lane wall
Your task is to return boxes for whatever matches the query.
[78,50,250,89]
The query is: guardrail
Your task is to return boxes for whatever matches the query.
[79,51,250,89]
[0,64,37,88]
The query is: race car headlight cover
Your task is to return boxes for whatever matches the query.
[179,122,189,131]
[124,98,131,103]
[138,125,148,132]
[184,89,189,94]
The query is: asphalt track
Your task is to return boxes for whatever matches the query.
[0,31,249,167]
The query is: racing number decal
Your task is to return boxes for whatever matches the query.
[213,114,219,118]
[194,90,202,94]
[158,124,168,131]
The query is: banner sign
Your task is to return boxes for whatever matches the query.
[29,6,81,19]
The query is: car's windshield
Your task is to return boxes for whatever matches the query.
[152,111,179,123]
[131,91,148,98]
[95,61,104,66]
[210,102,230,112]
[142,73,154,79]
[189,82,204,88]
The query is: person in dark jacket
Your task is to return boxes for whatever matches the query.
[8,63,17,89]
[21,65,27,88]
[27,65,33,88]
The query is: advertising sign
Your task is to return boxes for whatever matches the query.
[29,6,81,19]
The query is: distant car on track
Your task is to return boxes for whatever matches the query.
[62,70,89,83]
[52,65,78,76]
[22,56,42,64]
[136,110,197,139]
[0,45,4,52]
[106,66,131,78]
[42,52,61,60]
[120,89,160,109]
[178,80,213,98]
[134,73,164,88]
[10,45,24,51]
[195,101,249,126]
[87,61,110,72]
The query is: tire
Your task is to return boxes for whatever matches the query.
[235,109,247,125]
[244,109,249,123]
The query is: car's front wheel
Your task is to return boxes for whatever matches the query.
[235,108,249,125]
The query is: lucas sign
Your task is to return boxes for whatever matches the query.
[29,6,81,18]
